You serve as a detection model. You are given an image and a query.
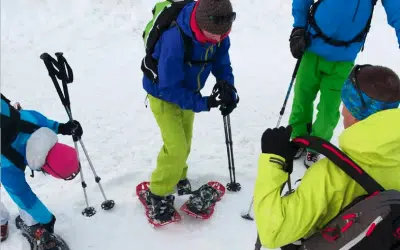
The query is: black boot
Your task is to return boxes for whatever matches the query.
[145,191,176,222]
[186,184,221,214]
[177,179,192,196]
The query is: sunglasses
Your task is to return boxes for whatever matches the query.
[209,12,236,25]
[348,64,372,109]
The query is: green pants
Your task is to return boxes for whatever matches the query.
[148,95,195,196]
[289,52,354,141]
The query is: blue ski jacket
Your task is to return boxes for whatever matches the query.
[142,2,234,113]
[292,0,400,62]
[1,98,59,224]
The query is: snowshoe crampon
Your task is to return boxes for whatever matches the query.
[136,181,181,227]
[180,181,226,219]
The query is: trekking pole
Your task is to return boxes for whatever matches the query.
[40,52,115,216]
[241,59,301,221]
[276,58,301,127]
[54,52,115,211]
[223,114,241,192]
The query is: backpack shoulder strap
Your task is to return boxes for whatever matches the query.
[173,21,193,64]
[174,22,215,65]
[292,136,385,194]
[308,0,376,48]
[1,145,27,172]
[1,94,11,103]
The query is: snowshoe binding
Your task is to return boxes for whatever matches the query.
[136,182,181,227]
[180,181,225,219]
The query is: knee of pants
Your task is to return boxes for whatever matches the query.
[161,144,188,162]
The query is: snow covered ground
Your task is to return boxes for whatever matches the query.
[1,0,399,249]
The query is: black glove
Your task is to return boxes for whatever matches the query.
[213,80,239,116]
[207,95,220,110]
[289,28,309,59]
[58,120,83,141]
[218,81,237,105]
[220,102,236,116]
[41,215,56,234]
[261,126,295,173]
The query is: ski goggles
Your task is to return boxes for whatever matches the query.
[341,64,400,121]
[209,12,236,25]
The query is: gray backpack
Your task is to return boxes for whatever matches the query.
[292,136,400,250]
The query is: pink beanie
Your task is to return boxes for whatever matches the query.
[26,127,80,180]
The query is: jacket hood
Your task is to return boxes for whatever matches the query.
[339,108,400,170]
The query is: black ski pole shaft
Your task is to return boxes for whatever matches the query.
[223,115,234,183]
[223,114,241,192]
[276,59,301,127]
[227,115,236,183]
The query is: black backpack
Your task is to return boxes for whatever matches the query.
[140,0,214,83]
[1,94,39,172]
[292,136,400,250]
[307,0,378,50]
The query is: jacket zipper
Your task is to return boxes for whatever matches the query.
[196,45,212,91]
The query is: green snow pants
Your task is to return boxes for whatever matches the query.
[288,52,354,141]
[148,95,195,196]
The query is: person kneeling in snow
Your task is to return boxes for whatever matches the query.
[1,94,82,248]
[288,0,400,168]
[254,65,400,249]
[141,0,237,222]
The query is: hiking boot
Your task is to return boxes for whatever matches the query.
[177,178,192,195]
[186,184,221,214]
[1,222,8,242]
[145,190,176,222]
[304,152,320,168]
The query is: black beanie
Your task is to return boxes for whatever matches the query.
[195,0,234,35]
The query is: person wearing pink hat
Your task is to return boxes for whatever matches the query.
[1,94,82,248]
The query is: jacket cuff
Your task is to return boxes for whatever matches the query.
[259,153,287,171]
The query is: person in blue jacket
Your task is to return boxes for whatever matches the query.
[288,0,400,168]
[141,0,237,221]
[0,94,82,246]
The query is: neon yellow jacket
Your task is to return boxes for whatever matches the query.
[254,109,400,249]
